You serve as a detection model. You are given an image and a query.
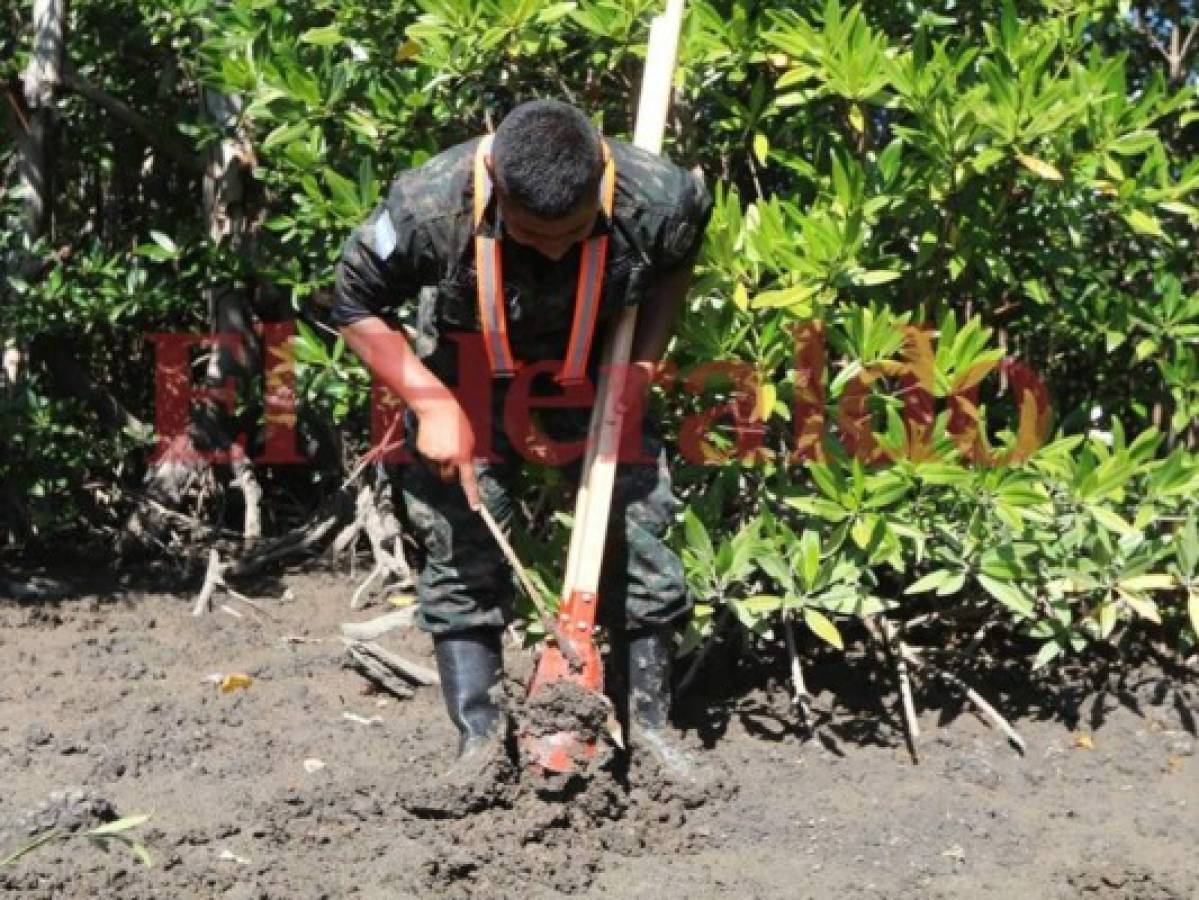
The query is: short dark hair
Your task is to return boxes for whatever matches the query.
[491,100,603,220]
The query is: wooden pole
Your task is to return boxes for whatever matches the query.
[561,0,686,604]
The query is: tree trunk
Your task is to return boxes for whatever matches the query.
[20,0,64,243]
[5,0,65,395]
[201,87,265,545]
[138,85,265,546]
[1,1,64,540]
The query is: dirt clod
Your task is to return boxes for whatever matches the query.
[0,788,117,854]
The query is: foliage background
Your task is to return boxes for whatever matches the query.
[2,0,1197,674]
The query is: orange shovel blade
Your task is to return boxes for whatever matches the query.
[522,592,606,775]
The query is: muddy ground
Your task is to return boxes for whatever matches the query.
[1,565,1197,899]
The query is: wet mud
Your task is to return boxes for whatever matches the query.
[1,569,1197,898]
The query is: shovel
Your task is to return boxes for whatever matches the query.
[520,0,688,776]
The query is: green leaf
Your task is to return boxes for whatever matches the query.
[937,572,967,596]
[740,595,785,615]
[851,515,880,550]
[300,25,344,46]
[1107,130,1157,156]
[1116,574,1174,592]
[130,841,153,868]
[537,2,577,24]
[1177,519,1199,574]
[906,569,952,594]
[753,132,770,166]
[1123,209,1164,238]
[799,530,821,589]
[751,283,819,309]
[785,497,850,523]
[1016,153,1063,181]
[916,463,971,487]
[1032,640,1062,669]
[683,509,715,562]
[87,815,151,836]
[804,608,844,650]
[1116,589,1161,623]
[148,231,178,255]
[1188,589,1199,638]
[853,269,901,286]
[977,574,1034,618]
[970,146,1005,174]
[1091,506,1136,537]
[263,122,310,151]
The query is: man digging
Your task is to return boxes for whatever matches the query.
[332,100,712,787]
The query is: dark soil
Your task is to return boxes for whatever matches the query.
[1,567,1197,898]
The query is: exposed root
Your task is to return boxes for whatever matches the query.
[340,608,417,641]
[190,548,284,617]
[900,644,1028,755]
[230,453,262,546]
[782,611,813,735]
[866,617,921,764]
[335,478,413,609]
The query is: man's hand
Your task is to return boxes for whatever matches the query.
[415,397,481,510]
[339,317,481,510]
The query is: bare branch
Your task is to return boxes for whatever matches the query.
[1180,22,1199,65]
[60,60,203,175]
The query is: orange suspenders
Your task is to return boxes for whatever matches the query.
[472,134,617,383]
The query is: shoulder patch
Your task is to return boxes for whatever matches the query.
[370,212,398,259]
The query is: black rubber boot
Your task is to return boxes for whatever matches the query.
[433,628,505,784]
[626,627,709,787]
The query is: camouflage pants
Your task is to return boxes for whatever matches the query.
[400,398,690,636]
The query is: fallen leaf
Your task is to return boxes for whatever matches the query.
[1072,732,1094,750]
[387,594,415,608]
[1165,755,1183,774]
[219,673,253,693]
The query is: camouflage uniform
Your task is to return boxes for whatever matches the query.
[332,137,713,636]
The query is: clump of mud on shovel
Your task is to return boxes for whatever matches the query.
[516,678,619,787]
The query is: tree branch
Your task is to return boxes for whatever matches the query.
[2,83,30,141]
[60,60,202,175]
[1181,22,1199,66]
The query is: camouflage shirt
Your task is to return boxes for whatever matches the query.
[331,137,713,385]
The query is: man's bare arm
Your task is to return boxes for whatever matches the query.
[340,316,480,508]
[630,259,696,368]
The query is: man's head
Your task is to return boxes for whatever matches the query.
[489,100,604,261]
